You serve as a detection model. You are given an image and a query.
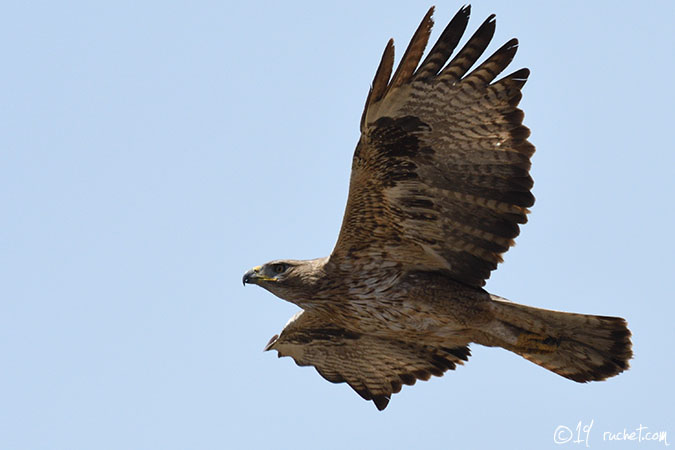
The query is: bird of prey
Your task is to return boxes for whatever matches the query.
[243,5,632,411]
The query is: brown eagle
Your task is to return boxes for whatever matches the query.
[243,5,632,410]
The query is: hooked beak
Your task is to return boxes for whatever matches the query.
[263,334,279,351]
[242,266,277,286]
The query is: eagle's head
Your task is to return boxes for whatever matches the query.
[242,258,327,304]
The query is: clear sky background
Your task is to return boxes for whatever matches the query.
[2,1,674,449]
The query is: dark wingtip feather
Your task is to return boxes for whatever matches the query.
[415,4,471,80]
[390,379,403,394]
[444,345,471,362]
[373,395,391,411]
[512,67,530,80]
[413,369,432,381]
[464,37,520,86]
[439,13,497,82]
[399,373,417,386]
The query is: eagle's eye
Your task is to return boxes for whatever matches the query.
[272,263,288,274]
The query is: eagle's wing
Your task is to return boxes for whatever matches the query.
[330,6,535,287]
[265,310,470,410]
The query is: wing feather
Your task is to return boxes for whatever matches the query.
[266,310,470,411]
[332,7,535,287]
[464,38,519,85]
[361,39,394,129]
[415,5,471,80]
[439,14,496,82]
[386,7,435,92]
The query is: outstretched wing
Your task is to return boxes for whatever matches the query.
[330,6,535,287]
[265,310,470,410]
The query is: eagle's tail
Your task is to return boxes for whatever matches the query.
[476,297,632,382]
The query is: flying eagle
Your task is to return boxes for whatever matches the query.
[243,5,632,411]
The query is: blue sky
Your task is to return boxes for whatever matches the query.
[2,1,674,449]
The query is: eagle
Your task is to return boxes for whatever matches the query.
[242,5,632,411]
